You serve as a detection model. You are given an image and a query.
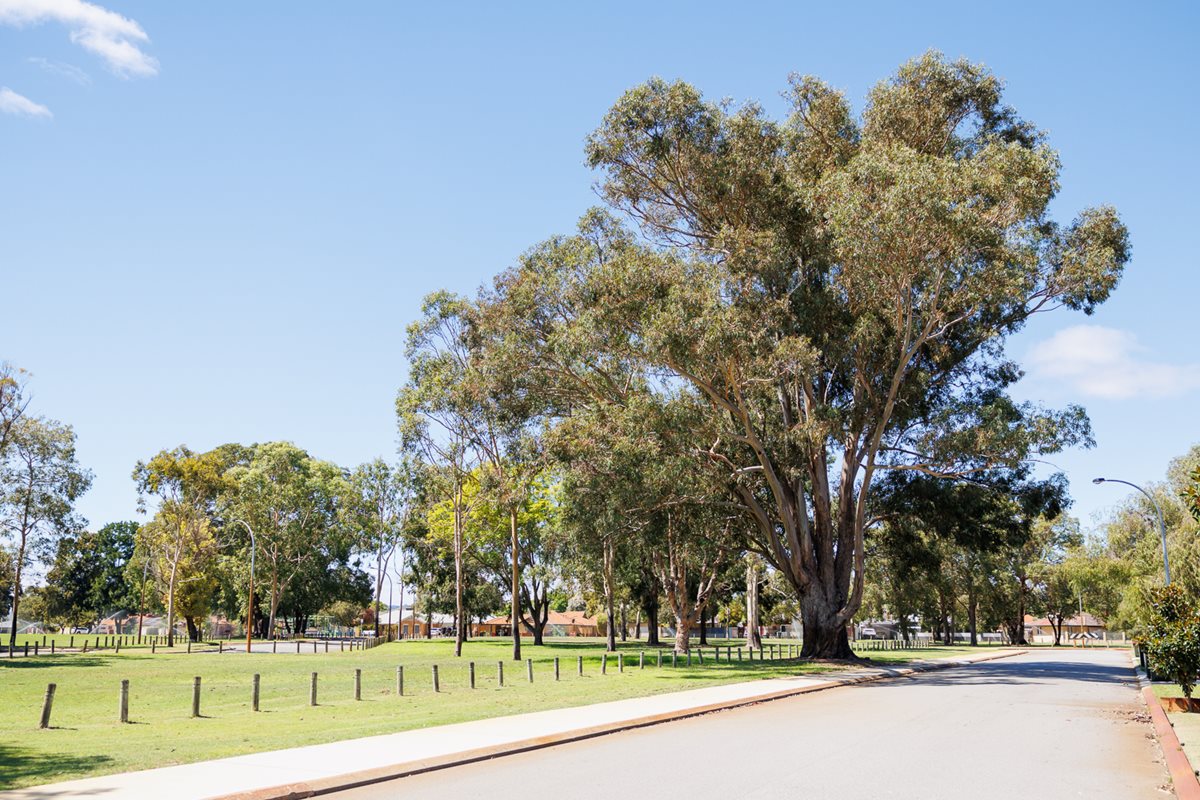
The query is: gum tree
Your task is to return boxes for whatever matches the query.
[569,53,1127,657]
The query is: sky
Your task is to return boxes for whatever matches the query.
[2,0,1198,540]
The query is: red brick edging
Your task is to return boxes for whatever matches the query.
[1142,686,1200,800]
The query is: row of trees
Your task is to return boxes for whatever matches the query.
[7,54,1159,660]
[394,52,1130,658]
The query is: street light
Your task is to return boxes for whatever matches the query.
[231,520,256,653]
[1093,477,1170,584]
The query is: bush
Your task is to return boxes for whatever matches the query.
[1145,584,1200,703]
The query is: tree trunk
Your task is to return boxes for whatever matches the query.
[746,559,762,650]
[165,552,179,648]
[646,604,660,647]
[453,483,465,658]
[510,506,521,661]
[619,603,627,642]
[7,556,22,652]
[633,609,641,640]
[673,608,694,653]
[798,590,852,659]
[603,537,616,652]
[185,616,199,642]
[968,590,978,647]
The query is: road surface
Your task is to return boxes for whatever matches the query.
[332,649,1169,800]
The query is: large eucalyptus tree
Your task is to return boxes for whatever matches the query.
[488,53,1126,658]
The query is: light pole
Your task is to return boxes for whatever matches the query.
[232,520,256,653]
[1093,477,1170,584]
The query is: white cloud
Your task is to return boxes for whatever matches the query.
[0,86,52,117]
[1027,324,1200,399]
[28,55,91,84]
[0,0,158,77]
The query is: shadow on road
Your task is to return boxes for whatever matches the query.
[858,656,1135,689]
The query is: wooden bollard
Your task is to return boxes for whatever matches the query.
[432,665,440,693]
[671,652,677,667]
[272,640,277,653]
[325,640,329,653]
[51,641,55,654]
[40,683,56,729]
[33,642,38,656]
[187,640,192,653]
[296,642,301,654]
[526,658,533,683]
[218,641,222,654]
[354,669,362,700]
[252,674,260,711]
[24,643,29,657]
[657,650,662,668]
[618,653,624,672]
[554,657,560,681]
[119,679,129,723]
[738,647,743,661]
[469,661,476,688]
[726,646,732,661]
[639,651,644,669]
[69,636,74,649]
[112,640,117,654]
[310,672,318,706]
[697,649,703,665]
[497,660,504,686]
[687,651,692,667]
[577,655,583,676]
[191,676,201,717]
[396,665,404,696]
[601,653,607,674]
[340,640,345,652]
[149,641,153,654]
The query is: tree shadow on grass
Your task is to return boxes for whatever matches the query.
[0,744,112,792]
[0,656,113,670]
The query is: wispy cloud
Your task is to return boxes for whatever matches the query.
[28,55,91,85]
[0,86,52,117]
[1028,324,1200,399]
[0,0,158,78]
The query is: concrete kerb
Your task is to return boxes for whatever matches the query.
[1133,656,1200,800]
[213,649,1026,800]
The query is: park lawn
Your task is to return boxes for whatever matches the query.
[0,638,981,789]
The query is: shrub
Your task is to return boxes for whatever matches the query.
[1145,584,1200,703]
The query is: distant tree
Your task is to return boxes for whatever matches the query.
[132,446,228,646]
[223,442,348,640]
[44,521,139,628]
[346,459,412,637]
[0,362,30,461]
[1,416,92,648]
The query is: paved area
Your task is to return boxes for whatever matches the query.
[336,649,1168,800]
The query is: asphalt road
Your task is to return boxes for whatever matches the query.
[332,648,1169,800]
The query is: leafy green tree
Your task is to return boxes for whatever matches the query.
[553,53,1126,657]
[398,292,486,657]
[44,521,138,628]
[346,459,413,637]
[1,416,92,648]
[0,362,30,462]
[133,446,229,645]
[223,441,348,640]
[1145,584,1200,704]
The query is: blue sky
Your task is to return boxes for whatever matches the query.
[2,0,1197,536]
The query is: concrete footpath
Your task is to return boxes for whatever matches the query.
[1,649,1022,800]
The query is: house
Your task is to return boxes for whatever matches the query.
[473,610,600,638]
[1024,612,1107,641]
[377,608,456,639]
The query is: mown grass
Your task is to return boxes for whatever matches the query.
[0,637,982,789]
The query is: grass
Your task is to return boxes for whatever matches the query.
[0,637,984,789]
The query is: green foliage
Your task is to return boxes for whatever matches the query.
[1145,584,1200,700]
[43,522,139,628]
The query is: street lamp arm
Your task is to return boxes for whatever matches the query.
[230,519,257,653]
[1093,477,1170,585]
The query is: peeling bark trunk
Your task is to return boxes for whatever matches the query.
[510,506,521,661]
[746,558,762,650]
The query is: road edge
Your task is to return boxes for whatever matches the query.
[1136,663,1200,800]
[216,649,1025,800]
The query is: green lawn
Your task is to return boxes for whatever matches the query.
[0,637,983,789]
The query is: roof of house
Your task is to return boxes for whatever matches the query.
[1026,612,1106,628]
[479,611,598,627]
